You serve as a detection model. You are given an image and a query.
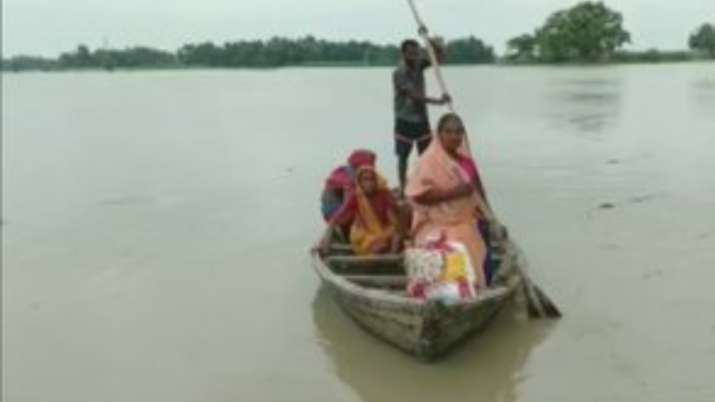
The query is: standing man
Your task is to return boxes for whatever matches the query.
[393,35,450,195]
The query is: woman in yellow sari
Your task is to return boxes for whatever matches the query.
[405,113,495,287]
[319,166,401,255]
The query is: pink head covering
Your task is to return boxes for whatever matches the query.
[347,149,376,170]
[325,149,377,192]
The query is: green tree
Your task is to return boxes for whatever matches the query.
[94,47,176,68]
[59,44,96,67]
[506,33,537,61]
[177,42,223,66]
[688,23,715,57]
[1,55,59,71]
[75,45,93,66]
[511,1,631,63]
[446,36,495,64]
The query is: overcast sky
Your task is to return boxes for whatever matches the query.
[3,0,714,57]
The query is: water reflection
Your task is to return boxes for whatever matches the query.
[547,77,623,135]
[312,288,553,402]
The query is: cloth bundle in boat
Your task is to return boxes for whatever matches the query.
[404,234,478,304]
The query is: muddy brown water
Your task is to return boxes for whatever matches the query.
[3,63,715,401]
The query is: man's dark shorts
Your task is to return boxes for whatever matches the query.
[394,119,431,159]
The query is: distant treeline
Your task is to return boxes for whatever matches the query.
[1,36,495,72]
[3,1,714,72]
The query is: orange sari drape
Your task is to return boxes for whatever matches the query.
[350,169,398,256]
[405,140,488,286]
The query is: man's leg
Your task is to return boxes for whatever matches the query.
[396,143,412,196]
[395,119,418,196]
[416,135,432,155]
[416,121,432,155]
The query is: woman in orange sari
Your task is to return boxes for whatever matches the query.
[405,113,494,287]
[319,166,401,255]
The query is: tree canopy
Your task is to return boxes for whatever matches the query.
[177,37,401,67]
[507,1,631,62]
[57,45,177,70]
[506,34,537,62]
[445,36,495,64]
[688,23,715,57]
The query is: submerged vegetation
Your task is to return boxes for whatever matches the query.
[2,2,713,72]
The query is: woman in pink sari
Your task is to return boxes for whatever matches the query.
[405,113,494,287]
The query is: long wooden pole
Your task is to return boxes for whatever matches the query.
[406,0,477,157]
[406,0,455,114]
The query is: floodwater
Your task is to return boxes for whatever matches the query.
[2,63,715,402]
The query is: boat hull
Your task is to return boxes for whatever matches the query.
[311,241,522,359]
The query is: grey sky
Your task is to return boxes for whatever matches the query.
[3,0,714,57]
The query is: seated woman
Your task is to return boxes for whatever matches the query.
[319,166,402,256]
[405,113,496,287]
[320,149,376,223]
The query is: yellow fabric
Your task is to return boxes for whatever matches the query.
[349,169,397,256]
[441,252,468,282]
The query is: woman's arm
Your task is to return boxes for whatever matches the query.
[412,181,474,205]
[316,196,357,254]
[387,199,404,253]
[318,223,337,254]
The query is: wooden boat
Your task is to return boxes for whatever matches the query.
[310,237,524,360]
